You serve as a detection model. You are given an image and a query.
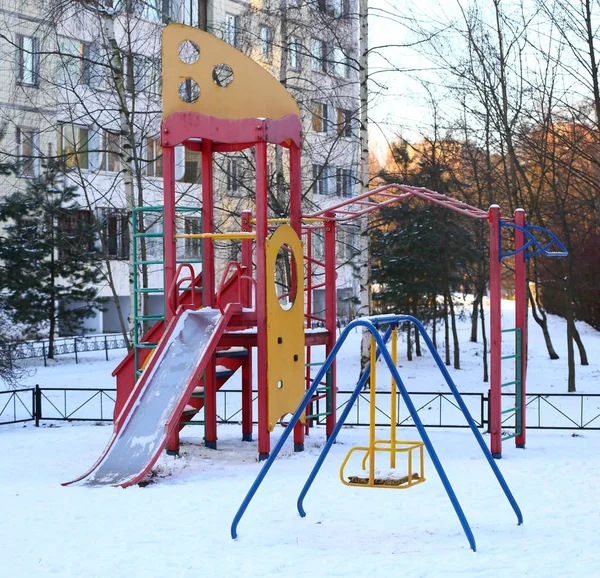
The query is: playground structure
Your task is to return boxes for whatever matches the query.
[231,316,524,551]
[64,23,567,489]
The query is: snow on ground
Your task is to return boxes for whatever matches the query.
[1,301,600,577]
[2,424,599,577]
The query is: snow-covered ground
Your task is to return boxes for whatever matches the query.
[1,301,599,577]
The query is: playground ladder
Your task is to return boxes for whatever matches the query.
[500,328,522,441]
[131,206,203,380]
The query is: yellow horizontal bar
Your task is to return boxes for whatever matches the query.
[175,232,257,240]
[249,217,326,224]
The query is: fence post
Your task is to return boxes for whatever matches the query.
[42,342,47,367]
[104,336,109,361]
[74,338,78,364]
[35,384,41,427]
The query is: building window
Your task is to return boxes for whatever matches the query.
[311,38,326,73]
[337,108,352,137]
[182,148,201,183]
[289,37,300,71]
[57,37,85,85]
[82,43,104,88]
[58,124,89,169]
[146,138,163,177]
[59,210,94,260]
[331,46,346,78]
[16,128,39,177]
[99,208,130,260]
[312,164,331,195]
[102,132,120,172]
[312,102,330,133]
[226,14,238,47]
[311,229,324,261]
[184,216,201,259]
[259,26,272,61]
[331,0,351,17]
[125,54,161,94]
[227,158,242,192]
[338,228,357,260]
[17,35,38,86]
[336,168,353,197]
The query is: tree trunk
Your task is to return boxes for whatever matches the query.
[103,15,136,340]
[443,291,450,366]
[431,293,437,349]
[527,287,559,360]
[572,324,589,366]
[406,322,413,361]
[413,303,422,356]
[470,292,482,342]
[358,0,370,378]
[448,291,460,369]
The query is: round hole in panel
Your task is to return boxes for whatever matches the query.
[274,243,297,311]
[212,63,234,87]
[178,40,200,64]
[178,78,200,103]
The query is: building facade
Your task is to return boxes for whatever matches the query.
[0,0,360,335]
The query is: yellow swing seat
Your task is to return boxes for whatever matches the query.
[340,439,426,489]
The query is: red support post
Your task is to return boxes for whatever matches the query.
[289,143,302,232]
[305,228,313,435]
[201,139,218,449]
[202,139,215,307]
[324,214,337,438]
[162,145,177,322]
[488,205,502,459]
[241,208,254,442]
[163,144,179,455]
[514,209,527,449]
[241,210,253,309]
[290,143,305,451]
[255,140,270,460]
[241,354,253,441]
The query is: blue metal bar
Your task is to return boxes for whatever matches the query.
[296,318,477,552]
[231,315,523,551]
[230,324,393,540]
[499,221,568,260]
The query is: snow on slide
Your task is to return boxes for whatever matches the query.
[64,308,226,488]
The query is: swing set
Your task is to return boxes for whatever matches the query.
[231,316,524,551]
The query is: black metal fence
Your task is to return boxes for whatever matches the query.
[1,386,599,431]
[7,334,128,366]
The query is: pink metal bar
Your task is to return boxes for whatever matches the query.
[324,213,337,437]
[514,209,527,449]
[488,205,502,459]
[255,140,270,459]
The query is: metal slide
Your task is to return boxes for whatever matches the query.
[64,306,233,488]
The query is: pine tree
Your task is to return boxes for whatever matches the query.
[0,160,104,359]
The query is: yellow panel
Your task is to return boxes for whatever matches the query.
[162,24,300,121]
[265,225,305,431]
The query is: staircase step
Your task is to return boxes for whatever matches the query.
[216,366,235,378]
[216,347,248,359]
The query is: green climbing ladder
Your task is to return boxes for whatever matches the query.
[304,361,334,422]
[132,205,203,379]
[500,327,522,441]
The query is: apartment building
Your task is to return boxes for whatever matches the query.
[0,0,360,334]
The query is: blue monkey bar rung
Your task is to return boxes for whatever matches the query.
[500,221,568,261]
